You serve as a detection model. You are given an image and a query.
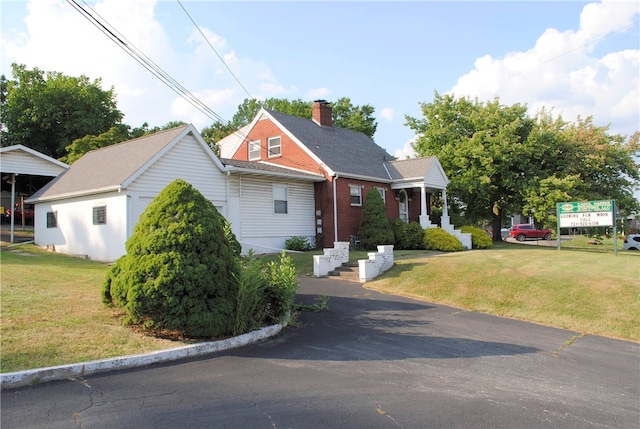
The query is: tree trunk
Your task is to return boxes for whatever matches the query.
[492,213,503,242]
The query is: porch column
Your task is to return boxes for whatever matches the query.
[419,186,432,228]
[441,188,451,228]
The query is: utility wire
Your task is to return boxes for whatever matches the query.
[67,0,228,125]
[176,0,254,101]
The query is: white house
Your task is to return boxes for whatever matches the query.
[27,124,323,261]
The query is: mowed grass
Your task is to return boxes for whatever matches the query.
[1,245,189,373]
[1,241,638,373]
[365,243,639,341]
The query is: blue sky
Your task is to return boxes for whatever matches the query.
[1,0,638,158]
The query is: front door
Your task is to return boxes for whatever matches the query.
[398,189,408,223]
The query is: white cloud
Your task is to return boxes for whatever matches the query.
[380,108,395,121]
[393,138,417,160]
[0,0,284,130]
[307,87,330,100]
[449,0,639,137]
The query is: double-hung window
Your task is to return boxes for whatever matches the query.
[248,140,261,160]
[273,184,288,214]
[268,136,281,158]
[376,187,387,205]
[350,185,362,206]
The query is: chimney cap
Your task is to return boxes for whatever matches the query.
[313,99,330,105]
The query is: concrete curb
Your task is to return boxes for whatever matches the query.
[1,324,283,390]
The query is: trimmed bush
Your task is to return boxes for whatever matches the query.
[103,179,240,338]
[389,218,406,247]
[424,228,464,252]
[402,222,426,250]
[358,188,394,250]
[285,236,312,251]
[461,226,493,249]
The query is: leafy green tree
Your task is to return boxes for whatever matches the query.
[332,97,378,139]
[1,63,122,159]
[103,179,239,338]
[200,121,236,155]
[358,188,394,250]
[63,121,188,163]
[406,93,639,240]
[406,93,535,241]
[208,97,378,146]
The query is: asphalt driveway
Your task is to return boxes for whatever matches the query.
[2,277,638,428]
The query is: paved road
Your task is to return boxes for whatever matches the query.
[2,278,638,428]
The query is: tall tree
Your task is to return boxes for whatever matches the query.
[212,97,378,145]
[1,63,123,159]
[406,93,534,241]
[62,121,187,164]
[406,92,640,240]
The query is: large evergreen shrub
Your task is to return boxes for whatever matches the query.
[103,179,240,338]
[358,188,394,250]
[424,228,464,252]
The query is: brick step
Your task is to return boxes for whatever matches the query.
[328,262,359,280]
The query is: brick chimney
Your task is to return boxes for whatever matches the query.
[312,100,333,127]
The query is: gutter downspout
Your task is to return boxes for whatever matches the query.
[333,174,339,243]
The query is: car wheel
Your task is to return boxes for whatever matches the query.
[543,233,552,240]
[516,234,526,242]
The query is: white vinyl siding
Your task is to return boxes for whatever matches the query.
[130,135,227,205]
[237,176,314,239]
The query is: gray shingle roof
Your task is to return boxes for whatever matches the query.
[29,125,190,201]
[266,110,395,180]
[385,157,437,180]
[221,158,324,181]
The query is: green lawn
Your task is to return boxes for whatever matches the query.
[1,242,638,373]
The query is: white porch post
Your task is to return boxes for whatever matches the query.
[441,188,452,229]
[419,186,432,228]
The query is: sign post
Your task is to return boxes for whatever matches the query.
[556,200,617,254]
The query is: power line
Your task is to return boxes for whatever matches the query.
[176,0,254,101]
[67,0,228,125]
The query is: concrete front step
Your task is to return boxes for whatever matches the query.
[328,262,359,280]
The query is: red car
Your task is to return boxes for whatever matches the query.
[5,203,35,224]
[509,224,553,241]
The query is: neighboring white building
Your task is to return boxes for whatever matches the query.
[27,124,323,261]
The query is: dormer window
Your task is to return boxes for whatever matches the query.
[268,136,281,158]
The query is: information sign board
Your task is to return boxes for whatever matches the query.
[557,200,614,228]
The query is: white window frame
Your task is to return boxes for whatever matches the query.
[248,140,261,161]
[273,184,288,214]
[376,187,387,205]
[350,184,362,206]
[268,136,282,158]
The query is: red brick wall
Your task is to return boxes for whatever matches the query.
[232,119,324,175]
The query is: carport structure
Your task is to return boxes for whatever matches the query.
[0,145,68,243]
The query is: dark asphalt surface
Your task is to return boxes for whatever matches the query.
[1,277,638,429]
